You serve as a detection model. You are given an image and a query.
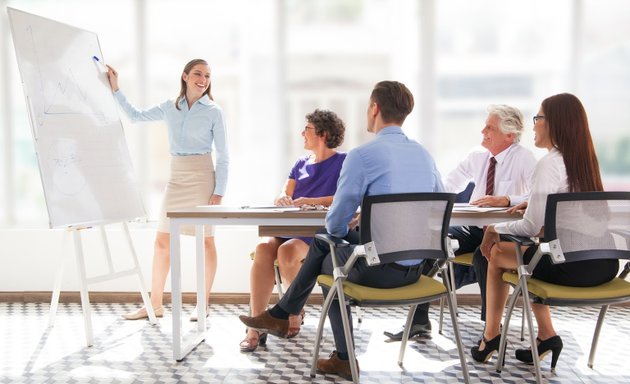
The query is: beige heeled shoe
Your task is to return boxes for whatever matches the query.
[122,306,164,320]
[240,329,268,352]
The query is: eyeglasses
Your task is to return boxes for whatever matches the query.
[302,126,316,132]
[533,115,545,124]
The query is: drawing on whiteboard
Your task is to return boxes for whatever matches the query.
[46,67,88,112]
[9,7,146,228]
[25,22,112,125]
[48,140,87,196]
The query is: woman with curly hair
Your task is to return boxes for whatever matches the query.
[240,109,346,352]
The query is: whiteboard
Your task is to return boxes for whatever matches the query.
[8,8,146,228]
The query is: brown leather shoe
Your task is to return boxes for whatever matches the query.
[239,310,289,338]
[316,351,358,381]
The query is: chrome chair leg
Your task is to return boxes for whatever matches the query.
[588,305,609,369]
[336,281,359,383]
[310,284,339,378]
[398,304,418,365]
[521,280,543,383]
[497,283,520,371]
[274,264,284,299]
[443,274,470,383]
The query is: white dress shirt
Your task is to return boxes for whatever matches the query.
[444,143,536,206]
[494,148,567,236]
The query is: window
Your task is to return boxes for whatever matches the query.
[1,0,628,226]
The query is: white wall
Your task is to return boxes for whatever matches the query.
[0,225,261,294]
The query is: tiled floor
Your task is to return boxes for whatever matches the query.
[1,302,629,383]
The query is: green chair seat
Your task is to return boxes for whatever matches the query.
[309,193,469,383]
[452,252,474,266]
[503,273,630,302]
[496,192,630,381]
[317,275,446,303]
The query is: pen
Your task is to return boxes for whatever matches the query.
[92,56,106,69]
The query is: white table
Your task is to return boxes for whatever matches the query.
[167,206,520,361]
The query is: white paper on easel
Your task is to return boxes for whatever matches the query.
[8,7,146,228]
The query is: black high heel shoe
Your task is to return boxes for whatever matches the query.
[240,329,268,352]
[515,335,563,372]
[471,334,502,363]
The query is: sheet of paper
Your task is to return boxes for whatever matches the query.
[240,205,300,212]
[453,203,508,212]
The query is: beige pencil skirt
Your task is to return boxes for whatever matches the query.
[157,154,216,236]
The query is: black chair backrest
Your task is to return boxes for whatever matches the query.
[359,193,456,264]
[544,192,630,262]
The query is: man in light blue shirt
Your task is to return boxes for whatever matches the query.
[240,81,443,380]
[325,122,444,239]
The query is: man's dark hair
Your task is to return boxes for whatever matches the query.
[370,81,414,124]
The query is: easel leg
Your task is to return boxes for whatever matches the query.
[49,230,69,327]
[122,222,157,324]
[73,230,94,347]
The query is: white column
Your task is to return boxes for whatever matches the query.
[1,0,14,224]
[568,0,583,93]
[134,0,150,201]
[418,0,436,153]
[274,0,289,172]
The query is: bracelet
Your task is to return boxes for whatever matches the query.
[505,196,511,207]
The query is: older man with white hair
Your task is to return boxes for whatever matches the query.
[384,104,537,341]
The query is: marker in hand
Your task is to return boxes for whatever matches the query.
[92,55,106,70]
[93,56,119,91]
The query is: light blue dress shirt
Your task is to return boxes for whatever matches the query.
[326,126,444,246]
[113,91,229,195]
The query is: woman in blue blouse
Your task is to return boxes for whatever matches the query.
[106,59,229,320]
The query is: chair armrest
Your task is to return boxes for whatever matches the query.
[502,234,539,273]
[502,234,535,247]
[620,261,630,279]
[315,233,353,272]
[315,233,350,248]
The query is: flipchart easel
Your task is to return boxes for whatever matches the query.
[48,222,157,346]
[8,7,155,347]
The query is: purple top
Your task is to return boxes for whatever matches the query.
[289,152,346,199]
[284,152,346,245]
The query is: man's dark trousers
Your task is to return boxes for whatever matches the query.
[414,225,488,322]
[277,228,422,354]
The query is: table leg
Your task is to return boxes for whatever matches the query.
[170,219,208,361]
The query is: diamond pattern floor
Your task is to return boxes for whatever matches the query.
[1,302,629,383]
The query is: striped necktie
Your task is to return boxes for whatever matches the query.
[485,157,497,196]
